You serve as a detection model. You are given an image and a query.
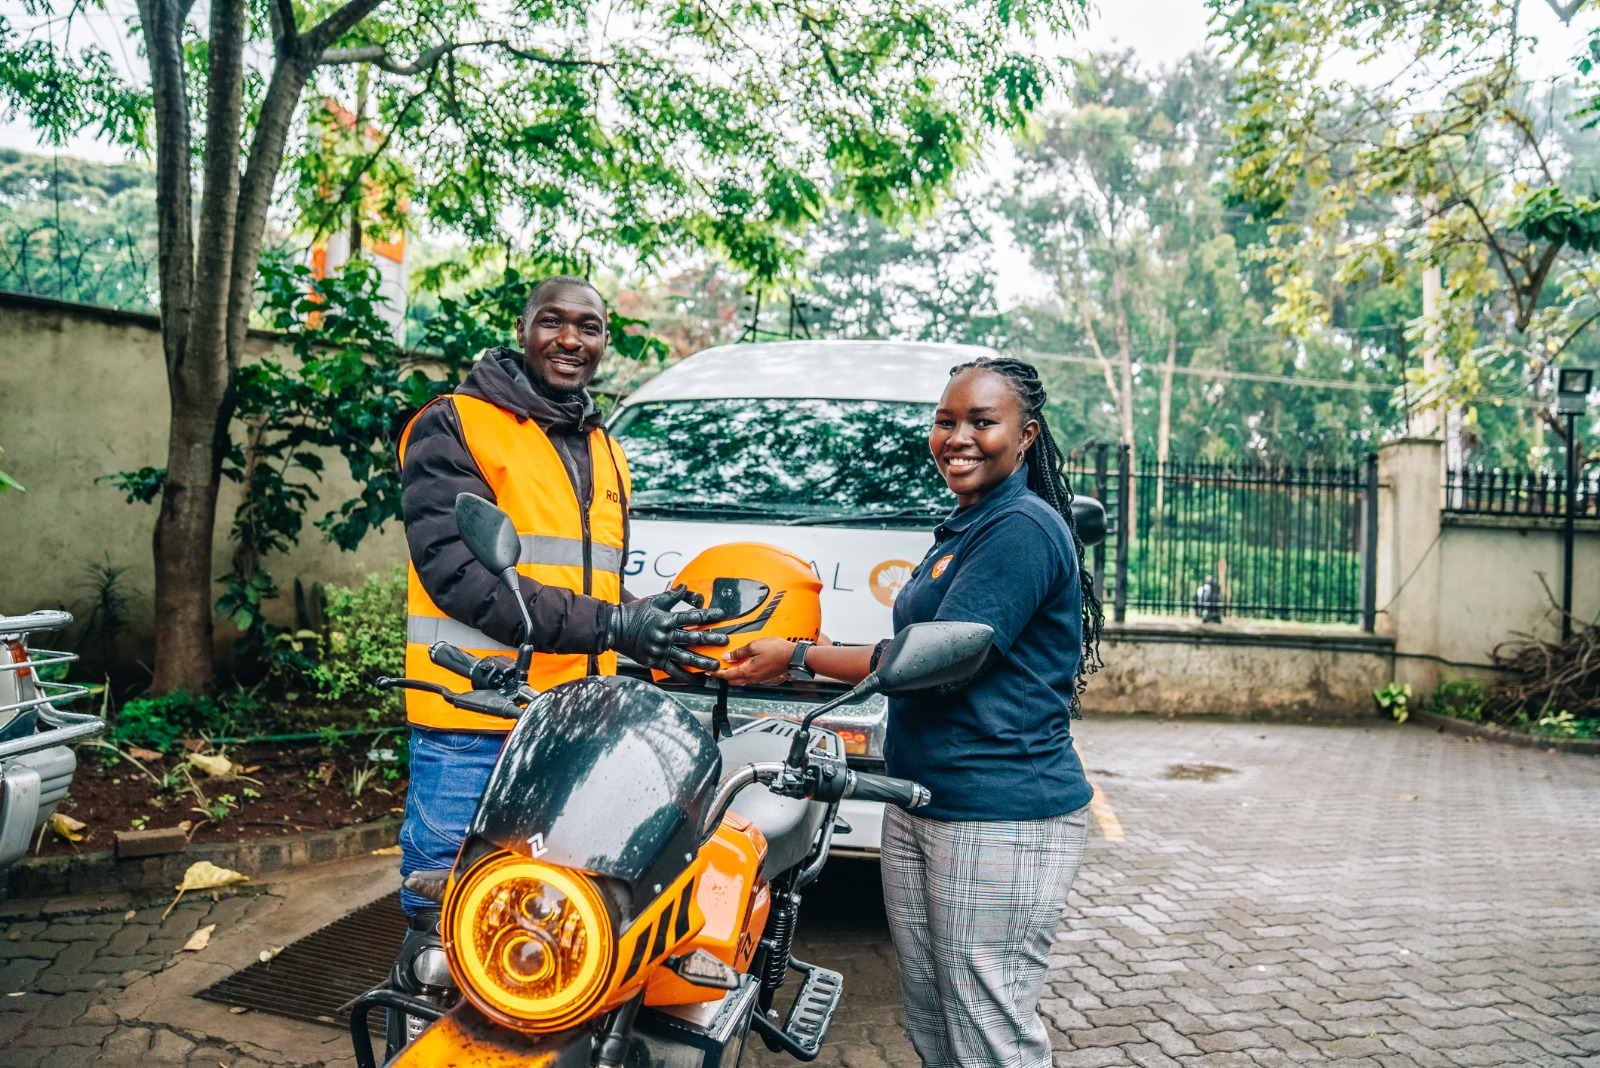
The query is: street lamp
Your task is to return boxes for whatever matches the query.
[1556,368,1593,641]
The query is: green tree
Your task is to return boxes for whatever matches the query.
[1210,0,1600,464]
[0,0,1086,692]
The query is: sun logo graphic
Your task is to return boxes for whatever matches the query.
[869,560,915,606]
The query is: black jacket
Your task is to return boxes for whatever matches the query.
[400,348,623,654]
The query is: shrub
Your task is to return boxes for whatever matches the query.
[1425,678,1487,723]
[114,691,227,753]
[306,567,406,713]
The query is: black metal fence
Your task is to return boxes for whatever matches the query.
[1443,466,1599,518]
[1066,445,1378,629]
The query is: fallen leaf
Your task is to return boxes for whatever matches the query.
[6,991,23,997]
[370,845,402,856]
[316,761,336,786]
[1399,793,1419,801]
[124,910,136,921]
[48,812,87,842]
[177,820,193,835]
[188,753,236,778]
[182,739,207,753]
[229,1006,248,1014]
[162,860,250,919]
[182,924,215,951]
[128,747,165,763]
[259,946,283,963]
[241,765,261,774]
[6,930,21,942]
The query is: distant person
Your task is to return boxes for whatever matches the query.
[717,357,1105,1068]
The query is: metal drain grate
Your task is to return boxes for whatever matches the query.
[197,890,406,1033]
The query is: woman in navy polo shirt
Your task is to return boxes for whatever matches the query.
[717,357,1105,1068]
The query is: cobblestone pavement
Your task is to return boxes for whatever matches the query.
[1,718,1597,1067]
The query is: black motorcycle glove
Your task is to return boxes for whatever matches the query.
[604,584,729,683]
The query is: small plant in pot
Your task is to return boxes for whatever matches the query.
[1374,682,1411,723]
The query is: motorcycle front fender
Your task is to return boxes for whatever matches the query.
[389,1002,592,1068]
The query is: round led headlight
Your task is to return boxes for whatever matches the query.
[443,850,617,1031]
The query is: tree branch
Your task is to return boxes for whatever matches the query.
[1543,0,1585,24]
[304,0,385,52]
[318,39,609,73]
[269,0,297,52]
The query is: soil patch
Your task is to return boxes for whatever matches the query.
[36,742,407,858]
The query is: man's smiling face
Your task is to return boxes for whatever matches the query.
[515,282,608,395]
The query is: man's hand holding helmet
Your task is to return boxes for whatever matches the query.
[604,585,728,682]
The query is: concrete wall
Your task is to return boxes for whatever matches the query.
[0,292,405,666]
[1082,620,1394,719]
[1377,437,1600,694]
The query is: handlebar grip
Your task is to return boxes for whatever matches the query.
[450,688,522,719]
[429,641,481,681]
[846,771,931,809]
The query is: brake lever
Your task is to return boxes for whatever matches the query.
[374,676,452,697]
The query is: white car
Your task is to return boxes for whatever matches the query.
[608,339,1000,855]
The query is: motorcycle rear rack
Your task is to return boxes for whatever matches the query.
[752,957,843,1062]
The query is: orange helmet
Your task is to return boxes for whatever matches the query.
[654,542,823,680]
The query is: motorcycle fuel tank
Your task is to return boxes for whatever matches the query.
[461,676,721,923]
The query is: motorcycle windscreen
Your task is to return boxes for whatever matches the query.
[462,676,721,919]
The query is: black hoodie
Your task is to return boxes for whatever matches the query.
[400,348,623,656]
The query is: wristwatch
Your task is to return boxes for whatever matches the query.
[788,640,816,682]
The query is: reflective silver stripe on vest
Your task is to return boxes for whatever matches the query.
[519,535,624,575]
[406,616,516,654]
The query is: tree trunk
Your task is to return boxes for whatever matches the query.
[1155,323,1177,528]
[1111,262,1137,547]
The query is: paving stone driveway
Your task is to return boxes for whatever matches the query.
[0,717,1596,1067]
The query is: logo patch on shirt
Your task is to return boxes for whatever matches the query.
[931,554,954,579]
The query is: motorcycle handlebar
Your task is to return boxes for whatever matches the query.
[846,770,931,810]
[428,641,480,681]
[374,676,522,719]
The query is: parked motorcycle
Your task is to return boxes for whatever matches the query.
[348,494,994,1068]
[0,610,102,880]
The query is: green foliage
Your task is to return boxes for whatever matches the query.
[1424,679,1488,723]
[303,568,406,712]
[0,445,21,495]
[73,555,140,675]
[0,148,156,309]
[101,466,166,505]
[114,691,226,753]
[1373,682,1411,723]
[1209,0,1599,449]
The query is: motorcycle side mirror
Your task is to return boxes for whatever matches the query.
[796,620,995,737]
[873,621,995,693]
[455,493,534,654]
[1070,496,1107,548]
[456,493,522,574]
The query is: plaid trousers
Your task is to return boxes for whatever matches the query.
[881,804,1089,1068]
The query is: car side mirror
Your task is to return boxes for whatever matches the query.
[1071,497,1107,548]
[874,621,994,693]
[456,493,521,575]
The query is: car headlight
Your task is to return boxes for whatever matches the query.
[443,850,617,1031]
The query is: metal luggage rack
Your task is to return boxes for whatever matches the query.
[0,610,100,760]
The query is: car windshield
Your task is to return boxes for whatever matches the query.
[610,398,950,522]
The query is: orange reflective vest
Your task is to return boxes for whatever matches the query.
[397,394,630,732]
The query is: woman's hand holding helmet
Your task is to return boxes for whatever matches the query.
[605,585,729,682]
[713,638,797,686]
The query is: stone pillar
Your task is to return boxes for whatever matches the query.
[1377,438,1443,694]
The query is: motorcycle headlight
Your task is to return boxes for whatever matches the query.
[443,850,617,1031]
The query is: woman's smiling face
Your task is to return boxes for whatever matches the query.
[930,368,1039,508]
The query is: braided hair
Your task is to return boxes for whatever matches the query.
[948,357,1106,714]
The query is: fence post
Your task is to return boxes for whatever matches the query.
[1092,443,1109,604]
[1361,453,1378,633]
[1114,443,1130,624]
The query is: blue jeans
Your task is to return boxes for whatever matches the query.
[399,728,503,916]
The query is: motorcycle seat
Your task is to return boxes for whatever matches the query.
[716,725,830,878]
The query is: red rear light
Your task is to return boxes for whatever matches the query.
[5,640,31,682]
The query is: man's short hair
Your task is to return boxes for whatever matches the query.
[523,275,606,320]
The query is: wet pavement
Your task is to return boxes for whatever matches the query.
[3,716,1598,1067]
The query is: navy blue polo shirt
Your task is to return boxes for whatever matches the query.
[883,465,1092,822]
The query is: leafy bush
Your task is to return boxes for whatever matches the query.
[1373,682,1411,723]
[114,691,227,753]
[1425,679,1487,723]
[305,567,406,713]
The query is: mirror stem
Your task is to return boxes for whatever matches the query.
[500,567,536,687]
[799,673,880,732]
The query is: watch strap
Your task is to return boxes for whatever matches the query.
[789,640,815,679]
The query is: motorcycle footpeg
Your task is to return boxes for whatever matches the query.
[752,958,843,1061]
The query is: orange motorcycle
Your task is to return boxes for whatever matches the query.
[349,494,993,1068]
